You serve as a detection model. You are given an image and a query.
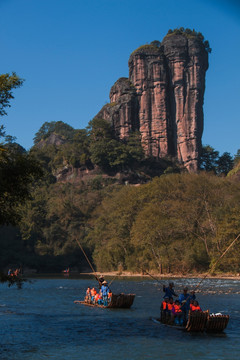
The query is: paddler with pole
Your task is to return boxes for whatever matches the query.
[101,280,110,306]
[74,238,135,309]
[163,282,178,299]
[99,275,105,289]
[178,287,196,324]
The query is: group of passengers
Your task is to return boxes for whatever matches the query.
[8,268,20,277]
[85,277,112,306]
[161,282,202,325]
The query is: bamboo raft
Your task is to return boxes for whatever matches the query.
[74,293,135,309]
[155,310,229,333]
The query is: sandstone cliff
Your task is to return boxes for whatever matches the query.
[96,31,209,172]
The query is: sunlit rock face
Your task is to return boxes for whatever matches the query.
[35,133,66,149]
[96,33,208,172]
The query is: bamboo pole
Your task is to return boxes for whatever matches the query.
[137,265,162,284]
[109,274,118,287]
[75,238,101,287]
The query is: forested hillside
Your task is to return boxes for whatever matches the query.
[1,117,240,274]
[1,71,239,276]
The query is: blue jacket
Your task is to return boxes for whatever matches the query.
[101,285,109,296]
[178,293,196,311]
[163,286,177,299]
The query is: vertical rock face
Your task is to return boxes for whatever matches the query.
[128,47,170,159]
[162,35,208,171]
[96,33,209,172]
[96,77,139,139]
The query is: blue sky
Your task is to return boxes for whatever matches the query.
[0,0,240,156]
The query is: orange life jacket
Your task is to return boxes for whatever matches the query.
[108,292,112,298]
[173,304,182,313]
[162,301,168,310]
[95,293,100,301]
[91,288,97,296]
[191,305,201,312]
[167,303,174,311]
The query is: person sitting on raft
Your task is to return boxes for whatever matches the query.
[163,282,178,299]
[165,297,175,323]
[8,269,12,276]
[14,268,20,276]
[171,300,183,325]
[167,297,174,313]
[101,280,109,306]
[95,291,103,305]
[90,287,97,303]
[160,297,169,323]
[179,287,196,323]
[85,287,91,302]
[108,290,112,303]
[190,300,202,312]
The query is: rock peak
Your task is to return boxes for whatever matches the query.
[96,29,209,172]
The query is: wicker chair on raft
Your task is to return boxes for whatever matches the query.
[186,310,229,332]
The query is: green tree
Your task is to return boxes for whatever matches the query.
[88,172,240,274]
[0,72,43,225]
[89,118,144,172]
[216,152,233,175]
[199,145,219,172]
[33,121,75,144]
[88,117,113,141]
[51,129,91,169]
[130,201,185,273]
[233,149,240,166]
[125,131,144,165]
[0,72,42,285]
[0,146,43,225]
[0,72,24,116]
[89,118,119,171]
[150,40,161,48]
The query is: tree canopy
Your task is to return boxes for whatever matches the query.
[33,121,76,145]
[0,72,42,285]
[199,145,233,175]
[166,28,212,53]
[0,72,24,116]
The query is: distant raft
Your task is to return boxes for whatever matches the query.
[153,310,229,333]
[74,293,135,309]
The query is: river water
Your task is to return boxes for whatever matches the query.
[0,276,240,360]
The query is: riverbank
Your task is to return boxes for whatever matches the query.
[79,271,240,280]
